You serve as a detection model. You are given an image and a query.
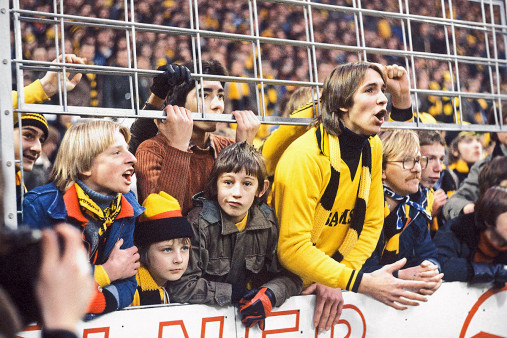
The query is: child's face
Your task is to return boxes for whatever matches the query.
[81,131,136,195]
[217,169,259,223]
[146,239,190,286]
[456,136,482,164]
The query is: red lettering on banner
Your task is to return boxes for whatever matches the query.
[314,304,366,338]
[460,285,507,338]
[201,316,225,338]
[244,309,300,338]
[159,320,189,338]
[83,327,110,338]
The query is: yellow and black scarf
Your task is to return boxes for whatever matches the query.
[313,125,372,262]
[381,185,431,263]
[132,266,168,306]
[75,183,122,236]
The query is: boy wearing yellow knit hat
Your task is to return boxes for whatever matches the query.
[131,191,193,306]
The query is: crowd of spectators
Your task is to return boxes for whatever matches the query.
[15,0,506,125]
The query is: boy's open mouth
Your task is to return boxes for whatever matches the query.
[123,168,134,179]
[375,109,387,120]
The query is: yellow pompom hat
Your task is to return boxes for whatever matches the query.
[134,192,193,247]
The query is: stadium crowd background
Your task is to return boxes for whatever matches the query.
[15,0,506,135]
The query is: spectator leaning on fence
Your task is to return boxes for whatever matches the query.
[361,129,443,296]
[130,192,193,307]
[434,156,507,281]
[22,121,144,317]
[168,142,302,330]
[434,182,507,286]
[272,61,436,333]
[132,60,260,213]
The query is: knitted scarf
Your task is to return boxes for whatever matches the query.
[448,159,470,174]
[75,183,122,235]
[73,183,122,264]
[382,185,431,262]
[473,232,507,263]
[134,266,168,306]
[313,125,372,262]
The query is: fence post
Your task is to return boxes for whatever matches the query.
[0,0,17,229]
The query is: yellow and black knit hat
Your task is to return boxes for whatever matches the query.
[134,192,193,247]
[13,112,49,141]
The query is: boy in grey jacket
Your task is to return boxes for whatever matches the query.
[167,142,302,330]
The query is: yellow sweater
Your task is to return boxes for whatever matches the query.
[12,79,49,109]
[272,127,384,291]
[262,100,317,176]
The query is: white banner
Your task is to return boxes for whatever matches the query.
[19,282,507,337]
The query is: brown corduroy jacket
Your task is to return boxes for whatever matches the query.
[135,133,234,214]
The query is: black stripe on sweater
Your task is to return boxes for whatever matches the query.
[346,270,356,291]
[321,168,340,210]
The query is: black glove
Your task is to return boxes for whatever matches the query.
[150,64,191,99]
[239,287,276,330]
[470,262,507,286]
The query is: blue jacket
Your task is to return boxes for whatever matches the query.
[434,212,507,282]
[22,183,144,314]
[362,200,440,274]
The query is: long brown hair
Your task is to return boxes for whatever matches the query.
[320,62,386,136]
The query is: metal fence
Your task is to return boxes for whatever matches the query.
[1,0,506,227]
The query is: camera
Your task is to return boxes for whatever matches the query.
[0,226,44,326]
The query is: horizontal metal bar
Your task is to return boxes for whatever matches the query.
[14,104,506,132]
[13,3,507,32]
[14,61,507,101]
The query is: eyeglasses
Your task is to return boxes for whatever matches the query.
[387,157,428,170]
